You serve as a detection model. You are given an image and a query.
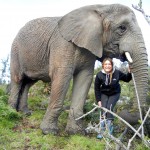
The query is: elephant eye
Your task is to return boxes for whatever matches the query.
[119,25,127,33]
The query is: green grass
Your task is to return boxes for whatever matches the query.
[0,84,149,150]
[64,135,104,150]
[0,84,104,150]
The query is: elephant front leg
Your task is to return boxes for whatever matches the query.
[66,69,93,134]
[40,68,72,135]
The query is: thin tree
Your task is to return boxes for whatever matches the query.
[0,55,10,84]
[132,0,150,25]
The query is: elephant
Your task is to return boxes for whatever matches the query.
[9,4,148,135]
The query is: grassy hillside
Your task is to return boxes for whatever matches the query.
[0,81,149,150]
[0,83,105,150]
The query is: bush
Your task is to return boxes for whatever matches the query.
[0,87,22,128]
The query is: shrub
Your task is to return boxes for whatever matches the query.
[0,86,22,128]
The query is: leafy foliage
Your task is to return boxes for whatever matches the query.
[0,87,22,126]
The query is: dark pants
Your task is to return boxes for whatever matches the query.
[101,93,120,120]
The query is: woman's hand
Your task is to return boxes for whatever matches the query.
[128,66,131,73]
[98,101,102,107]
[128,64,132,73]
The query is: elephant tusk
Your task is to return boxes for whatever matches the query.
[125,52,133,63]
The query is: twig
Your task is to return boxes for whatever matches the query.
[107,134,127,150]
[132,4,150,25]
[131,73,144,137]
[93,103,142,138]
[85,121,100,133]
[116,127,128,150]
[75,106,98,120]
[77,103,141,136]
[76,103,150,149]
[127,107,150,149]
[103,132,112,150]
[118,127,128,141]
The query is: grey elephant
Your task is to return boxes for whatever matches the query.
[9,4,148,134]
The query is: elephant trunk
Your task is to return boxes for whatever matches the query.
[122,31,148,108]
[123,47,150,136]
[119,34,149,129]
[130,42,148,108]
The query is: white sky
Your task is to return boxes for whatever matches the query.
[0,0,150,65]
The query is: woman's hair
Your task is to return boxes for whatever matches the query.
[102,58,113,84]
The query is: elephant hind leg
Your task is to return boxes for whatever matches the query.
[9,75,36,115]
[8,80,22,110]
[17,76,37,115]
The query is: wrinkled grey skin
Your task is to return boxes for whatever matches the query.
[9,4,148,134]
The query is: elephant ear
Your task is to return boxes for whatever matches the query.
[58,7,103,58]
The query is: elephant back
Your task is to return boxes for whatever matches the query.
[16,17,61,51]
[11,17,61,79]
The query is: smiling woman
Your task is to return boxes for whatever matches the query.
[94,57,132,139]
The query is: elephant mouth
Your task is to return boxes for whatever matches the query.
[100,40,133,63]
[98,52,128,62]
[100,51,128,63]
[102,43,125,62]
[115,52,133,63]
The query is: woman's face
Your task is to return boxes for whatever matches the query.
[103,60,113,73]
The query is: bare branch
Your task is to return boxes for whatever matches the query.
[132,4,150,25]
[107,134,127,150]
[131,73,144,137]
[127,107,150,149]
[93,103,142,138]
[116,127,128,150]
[76,102,150,149]
[75,106,98,120]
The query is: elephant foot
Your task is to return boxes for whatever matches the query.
[23,109,32,116]
[65,119,86,135]
[42,128,59,135]
[18,107,32,116]
[40,118,59,135]
[8,101,32,116]
[65,127,86,135]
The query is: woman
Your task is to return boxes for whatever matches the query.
[94,58,132,139]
